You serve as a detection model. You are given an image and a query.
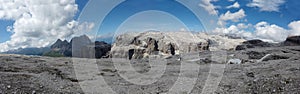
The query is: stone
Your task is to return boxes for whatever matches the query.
[246,72,255,77]
[199,58,211,64]
[257,54,289,62]
[257,54,272,62]
[7,85,11,89]
[246,51,267,59]
[227,59,242,64]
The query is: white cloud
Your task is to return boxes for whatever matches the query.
[226,2,240,9]
[6,26,13,32]
[228,0,235,2]
[212,24,253,38]
[199,0,219,15]
[180,28,186,32]
[237,23,252,29]
[247,0,285,12]
[253,21,289,42]
[218,9,246,26]
[0,0,94,52]
[212,21,293,43]
[288,21,300,36]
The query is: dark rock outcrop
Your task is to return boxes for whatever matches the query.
[235,39,277,50]
[145,37,159,54]
[283,36,300,46]
[94,41,111,58]
[236,36,300,50]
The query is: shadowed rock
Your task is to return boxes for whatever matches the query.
[235,39,277,50]
[283,36,300,46]
[50,39,72,56]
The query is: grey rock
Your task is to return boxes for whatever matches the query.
[110,32,210,59]
[227,59,242,64]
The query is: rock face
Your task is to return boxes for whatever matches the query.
[84,41,111,58]
[236,36,300,50]
[283,36,300,46]
[111,32,210,59]
[235,39,277,50]
[197,33,245,51]
[110,31,245,59]
[50,39,72,56]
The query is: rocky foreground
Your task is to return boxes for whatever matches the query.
[1,45,300,93]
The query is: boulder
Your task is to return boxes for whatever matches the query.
[227,59,242,64]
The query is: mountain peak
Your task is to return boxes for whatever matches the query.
[56,39,62,42]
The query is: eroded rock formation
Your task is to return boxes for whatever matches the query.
[110,31,244,59]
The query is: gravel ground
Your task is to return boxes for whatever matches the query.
[0,46,300,94]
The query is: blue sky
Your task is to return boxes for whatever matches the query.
[0,0,300,51]
[213,0,300,28]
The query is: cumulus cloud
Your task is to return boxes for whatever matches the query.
[253,22,289,42]
[212,24,254,39]
[0,0,94,52]
[226,2,240,9]
[212,21,300,43]
[247,0,285,12]
[199,0,219,15]
[218,9,246,26]
[288,21,300,36]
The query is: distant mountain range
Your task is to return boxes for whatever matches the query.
[2,47,51,56]
[2,35,112,58]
